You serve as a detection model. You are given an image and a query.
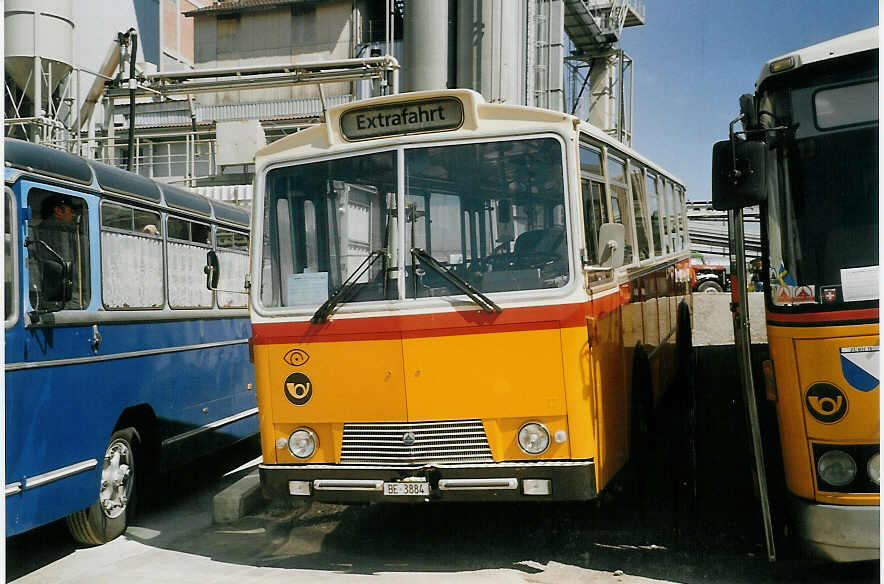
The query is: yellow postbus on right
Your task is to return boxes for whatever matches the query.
[712,27,878,562]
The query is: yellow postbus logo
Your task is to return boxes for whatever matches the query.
[284,372,313,406]
[805,383,848,423]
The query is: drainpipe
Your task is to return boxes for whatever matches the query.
[126,29,138,172]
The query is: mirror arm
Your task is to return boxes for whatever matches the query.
[585,240,618,272]
[203,264,248,294]
[584,265,613,273]
[728,115,745,182]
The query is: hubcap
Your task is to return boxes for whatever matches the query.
[99,437,133,519]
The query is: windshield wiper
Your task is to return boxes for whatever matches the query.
[311,250,386,323]
[411,248,501,314]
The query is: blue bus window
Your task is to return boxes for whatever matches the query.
[27,189,91,311]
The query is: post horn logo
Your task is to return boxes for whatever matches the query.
[805,383,847,424]
[283,348,310,367]
[284,372,313,406]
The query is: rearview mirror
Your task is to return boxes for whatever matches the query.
[712,139,767,210]
[205,250,220,290]
[597,222,625,268]
[27,239,73,312]
[39,256,73,308]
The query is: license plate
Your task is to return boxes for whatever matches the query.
[383,481,429,496]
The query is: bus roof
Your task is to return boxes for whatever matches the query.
[756,26,878,89]
[255,89,685,188]
[4,138,249,227]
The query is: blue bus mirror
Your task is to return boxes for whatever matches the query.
[205,250,220,290]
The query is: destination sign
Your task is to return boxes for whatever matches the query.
[340,98,464,140]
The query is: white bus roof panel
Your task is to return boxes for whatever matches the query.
[757,26,878,88]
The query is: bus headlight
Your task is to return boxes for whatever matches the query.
[517,422,550,455]
[288,428,318,459]
[868,453,880,486]
[817,450,857,487]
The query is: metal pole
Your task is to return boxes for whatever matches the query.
[76,68,82,153]
[127,30,138,172]
[628,54,634,146]
[618,49,624,144]
[728,208,777,563]
[33,56,43,143]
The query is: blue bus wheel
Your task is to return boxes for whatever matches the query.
[66,427,139,546]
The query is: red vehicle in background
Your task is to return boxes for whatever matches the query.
[690,253,729,293]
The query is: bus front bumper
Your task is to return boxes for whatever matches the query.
[259,459,596,503]
[790,496,880,562]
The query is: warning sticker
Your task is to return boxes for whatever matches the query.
[773,285,794,306]
[840,346,879,392]
[792,285,816,305]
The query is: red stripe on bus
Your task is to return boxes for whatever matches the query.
[251,292,635,345]
[765,308,879,325]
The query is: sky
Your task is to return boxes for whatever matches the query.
[618,0,879,201]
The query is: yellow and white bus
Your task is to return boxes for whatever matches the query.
[250,89,692,504]
[713,28,878,561]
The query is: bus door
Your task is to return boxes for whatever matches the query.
[399,140,569,425]
[582,176,628,485]
[262,155,408,425]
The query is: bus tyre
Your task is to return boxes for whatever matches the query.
[66,428,139,545]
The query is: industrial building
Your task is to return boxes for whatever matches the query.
[5,0,646,205]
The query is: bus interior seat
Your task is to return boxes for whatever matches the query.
[512,227,565,267]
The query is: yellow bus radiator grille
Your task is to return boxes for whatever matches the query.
[340,419,494,465]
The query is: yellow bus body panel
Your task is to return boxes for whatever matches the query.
[255,322,599,467]
[768,322,879,506]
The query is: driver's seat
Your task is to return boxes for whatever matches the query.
[512,227,564,266]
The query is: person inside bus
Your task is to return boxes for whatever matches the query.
[30,194,87,309]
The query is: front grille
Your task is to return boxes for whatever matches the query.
[340,419,493,465]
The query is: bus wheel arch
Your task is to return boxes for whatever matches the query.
[113,404,159,467]
[66,427,140,545]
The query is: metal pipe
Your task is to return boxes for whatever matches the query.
[127,29,138,171]
[33,56,42,142]
[404,0,448,91]
[109,68,400,98]
[618,49,624,143]
[144,56,400,81]
[76,68,81,153]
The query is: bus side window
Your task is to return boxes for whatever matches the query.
[607,155,634,265]
[168,216,213,309]
[677,186,687,250]
[629,164,651,260]
[100,201,164,309]
[581,179,609,264]
[27,189,92,311]
[216,228,249,308]
[5,188,18,326]
[645,173,663,256]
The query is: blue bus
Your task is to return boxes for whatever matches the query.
[4,138,258,544]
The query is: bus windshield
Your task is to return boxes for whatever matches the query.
[261,136,568,309]
[764,78,879,309]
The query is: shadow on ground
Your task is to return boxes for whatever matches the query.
[8,348,880,583]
